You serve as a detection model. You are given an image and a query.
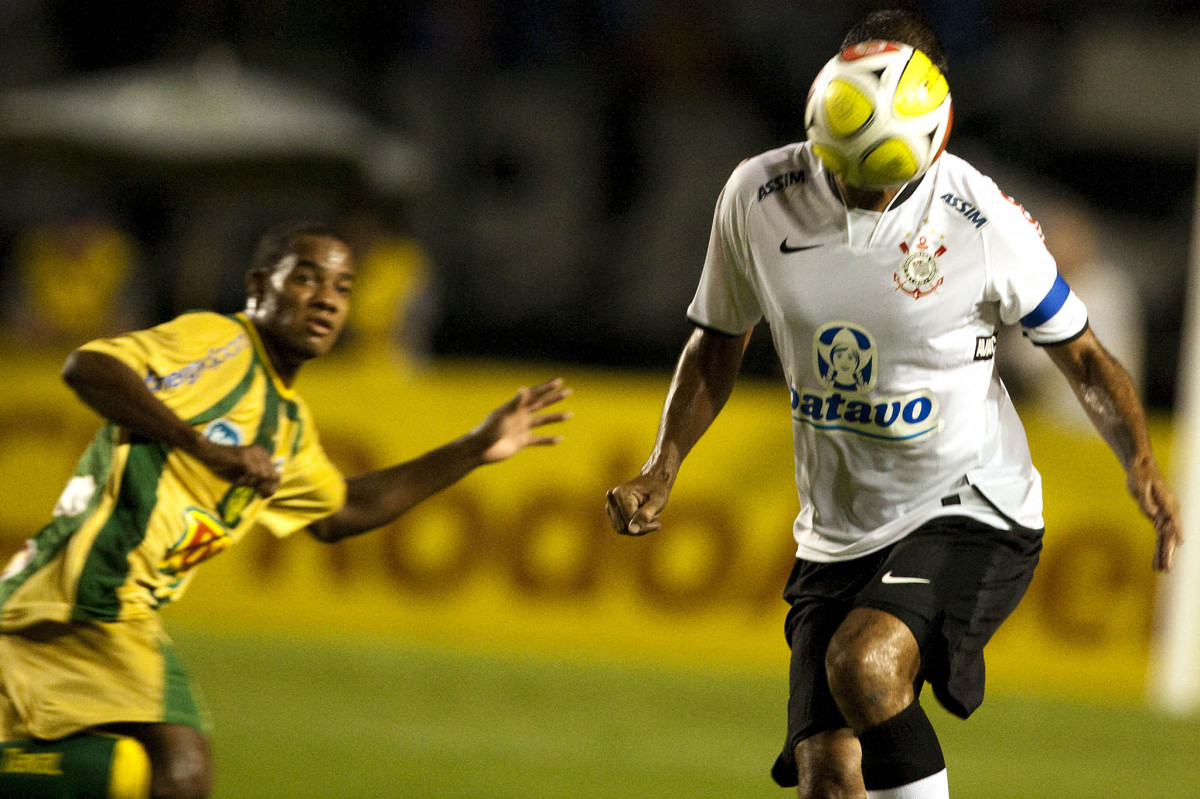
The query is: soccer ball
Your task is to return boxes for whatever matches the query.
[804,40,953,190]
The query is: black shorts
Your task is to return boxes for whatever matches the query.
[770,515,1043,788]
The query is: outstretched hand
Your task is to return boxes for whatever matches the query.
[1127,455,1183,571]
[472,378,572,463]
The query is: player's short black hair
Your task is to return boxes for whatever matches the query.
[841,8,948,72]
[248,221,349,280]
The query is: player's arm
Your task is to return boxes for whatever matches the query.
[61,348,280,496]
[605,326,750,536]
[1044,327,1182,570]
[308,378,571,542]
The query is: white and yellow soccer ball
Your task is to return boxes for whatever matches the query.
[804,40,953,190]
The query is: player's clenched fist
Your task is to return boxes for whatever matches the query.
[605,475,671,536]
[197,442,281,498]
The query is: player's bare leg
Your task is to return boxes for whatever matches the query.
[825,608,948,798]
[792,727,866,799]
[105,723,213,799]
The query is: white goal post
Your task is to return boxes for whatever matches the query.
[1147,145,1200,715]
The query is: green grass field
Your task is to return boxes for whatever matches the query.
[170,626,1200,798]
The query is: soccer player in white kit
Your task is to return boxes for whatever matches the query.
[605,9,1182,799]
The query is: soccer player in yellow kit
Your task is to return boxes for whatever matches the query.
[0,221,572,799]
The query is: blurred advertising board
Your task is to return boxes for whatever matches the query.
[0,351,1168,700]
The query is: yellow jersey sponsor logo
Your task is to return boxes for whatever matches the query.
[144,333,248,391]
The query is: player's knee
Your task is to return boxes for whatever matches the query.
[824,628,886,703]
[122,724,212,799]
[824,610,918,717]
[149,759,211,799]
[143,740,212,799]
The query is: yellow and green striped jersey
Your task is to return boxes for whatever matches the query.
[0,312,346,629]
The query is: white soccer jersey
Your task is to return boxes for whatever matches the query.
[688,143,1088,562]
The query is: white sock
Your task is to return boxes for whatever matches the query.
[866,768,949,798]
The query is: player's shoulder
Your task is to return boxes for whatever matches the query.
[723,142,815,203]
[168,310,244,333]
[931,153,1044,240]
[144,311,254,360]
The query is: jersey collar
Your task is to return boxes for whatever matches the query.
[233,312,296,400]
[825,170,926,211]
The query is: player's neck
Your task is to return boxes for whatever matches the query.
[836,176,902,212]
[246,317,302,387]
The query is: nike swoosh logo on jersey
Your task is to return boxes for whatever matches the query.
[780,239,823,254]
[880,571,931,585]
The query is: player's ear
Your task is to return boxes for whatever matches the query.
[245,268,266,309]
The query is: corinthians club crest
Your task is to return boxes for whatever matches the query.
[894,229,947,299]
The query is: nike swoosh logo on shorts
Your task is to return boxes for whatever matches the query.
[780,239,823,253]
[881,571,931,585]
